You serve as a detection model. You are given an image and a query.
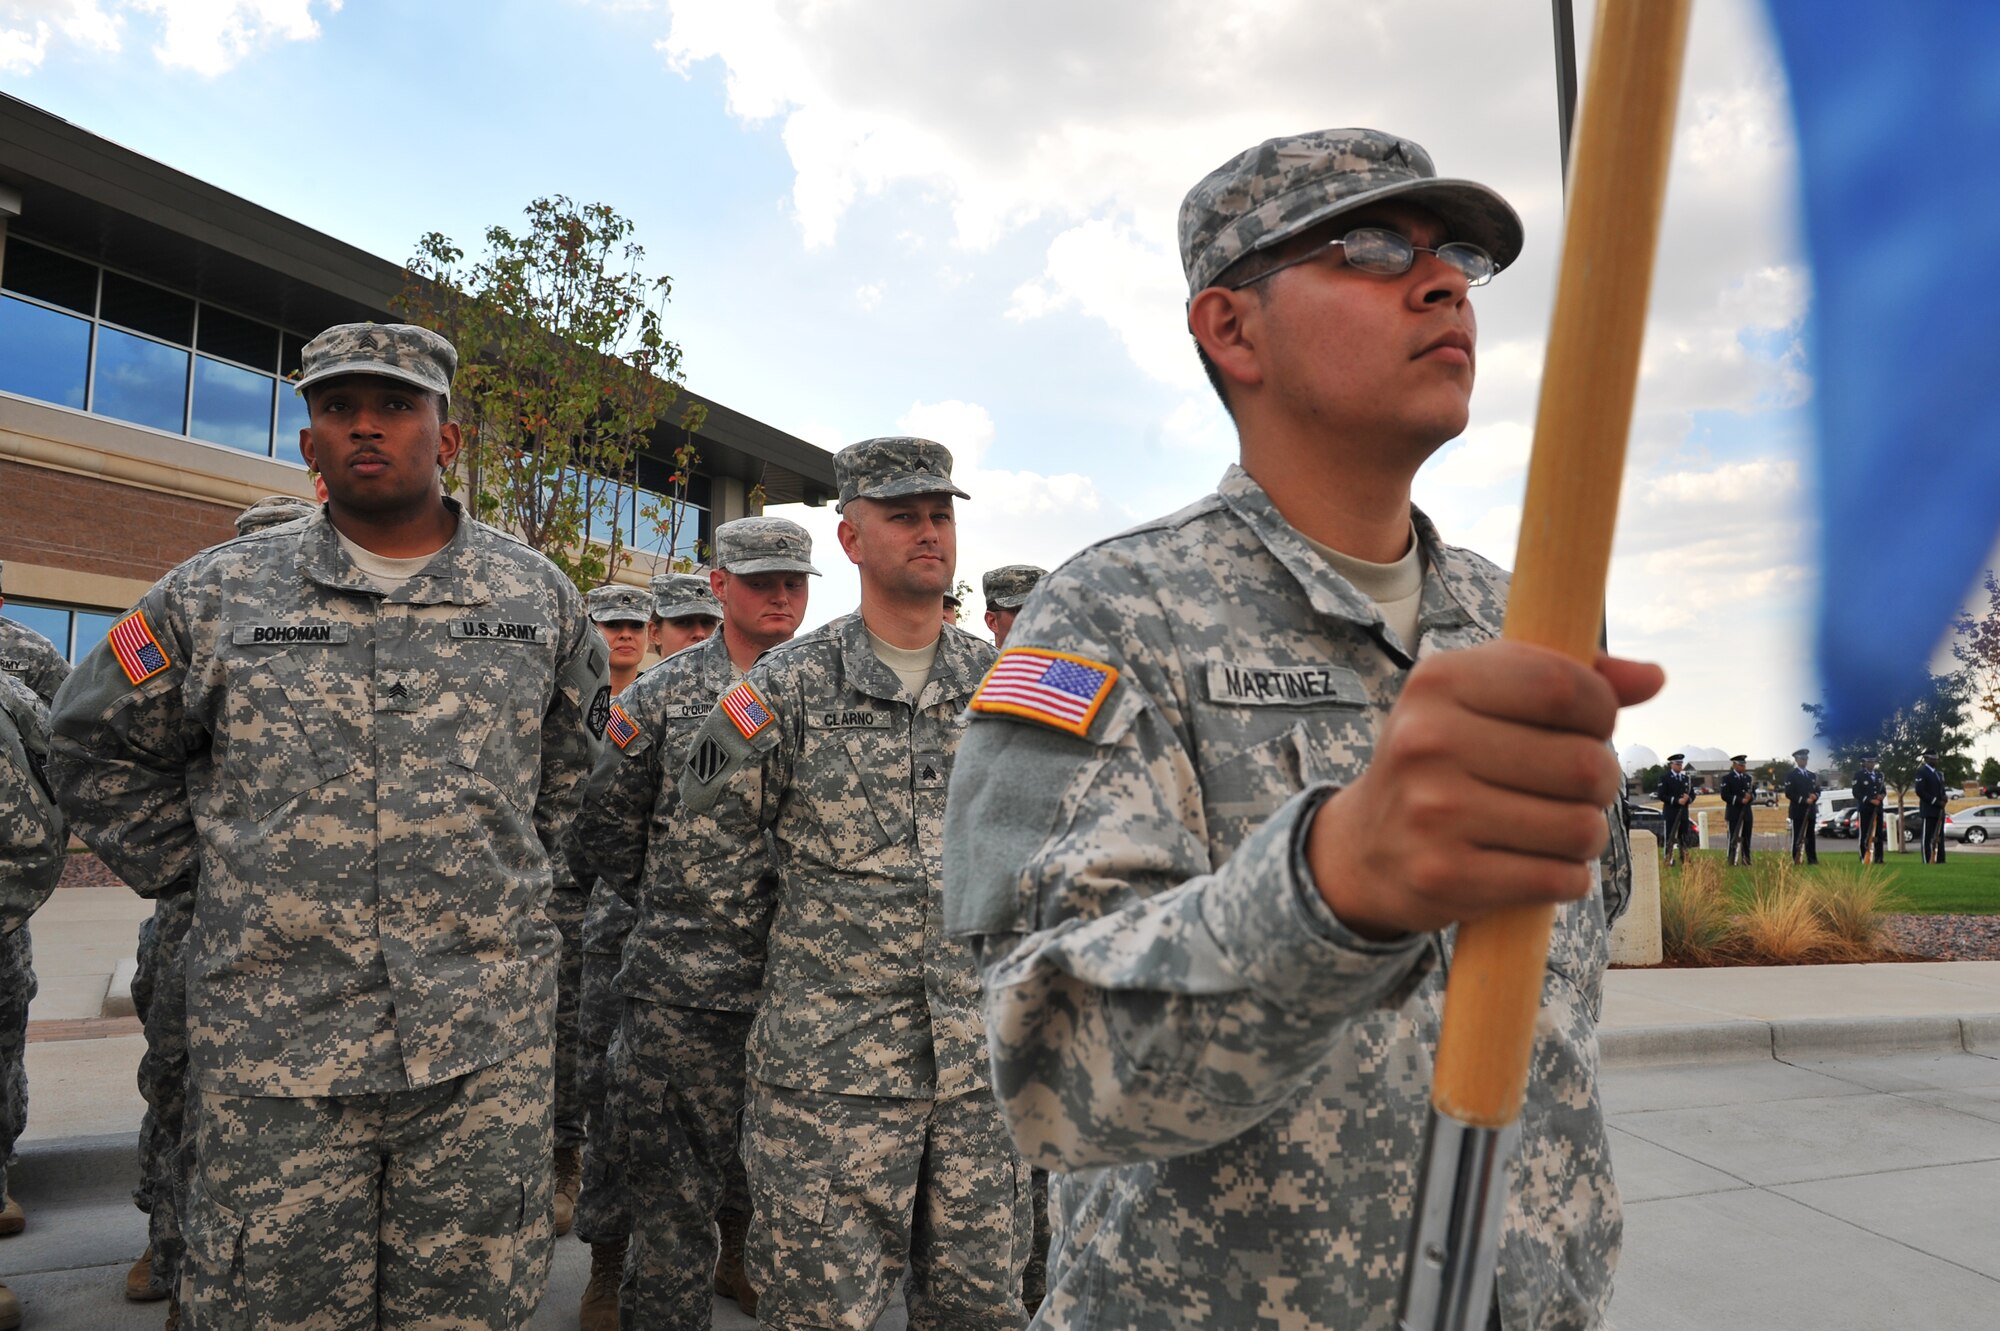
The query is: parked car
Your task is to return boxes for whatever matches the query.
[1946,803,2000,844]
[1899,808,1953,842]
[1753,788,1778,807]
[1820,807,1866,839]
[1626,801,1700,850]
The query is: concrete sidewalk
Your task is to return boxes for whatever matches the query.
[15,878,2000,1328]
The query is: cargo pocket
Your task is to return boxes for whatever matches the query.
[182,1181,247,1297]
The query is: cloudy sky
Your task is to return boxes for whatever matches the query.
[4,0,1982,763]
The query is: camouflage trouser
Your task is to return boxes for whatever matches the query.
[572,948,631,1244]
[0,924,33,1203]
[132,891,195,1291]
[182,1040,553,1331]
[1023,1166,1050,1312]
[618,1000,755,1328]
[549,887,588,1150]
[742,1079,1030,1331]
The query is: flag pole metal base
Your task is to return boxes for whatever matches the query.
[1398,1108,1519,1331]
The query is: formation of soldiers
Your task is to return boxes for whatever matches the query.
[0,128,1673,1331]
[1657,747,1960,870]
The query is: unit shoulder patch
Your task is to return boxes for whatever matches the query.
[970,647,1118,739]
[719,681,774,741]
[108,610,172,687]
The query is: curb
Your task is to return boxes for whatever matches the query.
[1602,1012,2000,1068]
[10,1132,138,1196]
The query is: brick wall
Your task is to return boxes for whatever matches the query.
[0,460,238,584]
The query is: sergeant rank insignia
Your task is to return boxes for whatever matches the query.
[719,682,773,741]
[108,610,172,686]
[971,647,1117,738]
[607,702,640,750]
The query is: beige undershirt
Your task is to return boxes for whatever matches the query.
[1303,525,1425,653]
[336,529,441,593]
[867,627,940,698]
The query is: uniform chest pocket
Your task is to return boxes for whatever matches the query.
[222,652,359,819]
[1199,711,1366,839]
[795,732,912,863]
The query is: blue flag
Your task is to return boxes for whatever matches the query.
[1763,3,2000,733]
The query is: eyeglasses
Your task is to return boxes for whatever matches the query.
[1227,227,1497,290]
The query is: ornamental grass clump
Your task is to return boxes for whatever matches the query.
[1807,860,1905,958]
[1737,860,1834,964]
[1660,857,1732,965]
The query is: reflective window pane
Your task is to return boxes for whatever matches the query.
[100,271,194,345]
[191,356,276,455]
[0,240,96,315]
[94,327,189,433]
[0,295,90,409]
[197,306,278,371]
[72,610,119,663]
[2,605,71,660]
[275,387,310,467]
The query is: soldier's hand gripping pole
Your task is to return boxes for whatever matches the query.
[1396,2,1691,1327]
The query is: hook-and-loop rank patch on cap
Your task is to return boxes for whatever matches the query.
[971,647,1119,739]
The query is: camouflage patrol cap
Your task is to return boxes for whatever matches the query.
[648,572,724,621]
[1179,129,1525,295]
[234,494,317,536]
[981,564,1046,610]
[294,323,457,403]
[834,437,970,511]
[586,583,654,625]
[714,516,820,576]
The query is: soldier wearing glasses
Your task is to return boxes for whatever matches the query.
[1914,748,1949,864]
[943,129,1653,1331]
[1718,753,1755,865]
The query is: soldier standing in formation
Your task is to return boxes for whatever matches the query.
[1785,747,1821,864]
[0,561,66,1277]
[1852,756,1887,864]
[944,129,1657,1330]
[47,324,609,1330]
[648,571,722,658]
[576,516,816,1328]
[123,494,316,1319]
[0,564,71,708]
[980,565,1045,653]
[1657,753,1693,867]
[0,673,65,1330]
[672,439,1030,1330]
[1915,748,1950,864]
[569,572,727,1330]
[1718,754,1755,866]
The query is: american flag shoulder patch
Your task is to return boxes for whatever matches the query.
[108,609,172,687]
[719,681,774,741]
[971,647,1119,739]
[606,702,640,750]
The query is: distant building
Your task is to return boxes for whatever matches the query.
[0,92,833,663]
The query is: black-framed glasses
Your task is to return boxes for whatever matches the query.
[1227,227,1496,289]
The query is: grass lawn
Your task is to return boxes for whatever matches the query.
[1670,850,2000,915]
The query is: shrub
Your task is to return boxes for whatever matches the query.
[1806,861,1905,958]
[1738,865,1835,963]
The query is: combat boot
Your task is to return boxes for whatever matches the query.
[552,1144,582,1237]
[0,1193,21,1236]
[0,1280,20,1330]
[127,1244,171,1300]
[714,1208,758,1316]
[578,1237,625,1331]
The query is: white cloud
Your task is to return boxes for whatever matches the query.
[1428,421,1534,492]
[0,0,330,76]
[853,282,883,311]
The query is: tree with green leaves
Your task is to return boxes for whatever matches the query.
[392,196,706,591]
[1803,672,1976,814]
[1981,756,2000,792]
[1953,571,2000,735]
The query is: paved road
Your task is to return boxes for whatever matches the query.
[13,1044,2000,1329]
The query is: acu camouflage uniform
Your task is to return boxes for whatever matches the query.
[675,609,1031,1331]
[0,676,62,1208]
[130,491,317,1296]
[579,626,760,1325]
[0,560,72,705]
[47,492,607,1331]
[944,465,1629,1331]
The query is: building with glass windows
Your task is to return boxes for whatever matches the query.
[0,92,835,669]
